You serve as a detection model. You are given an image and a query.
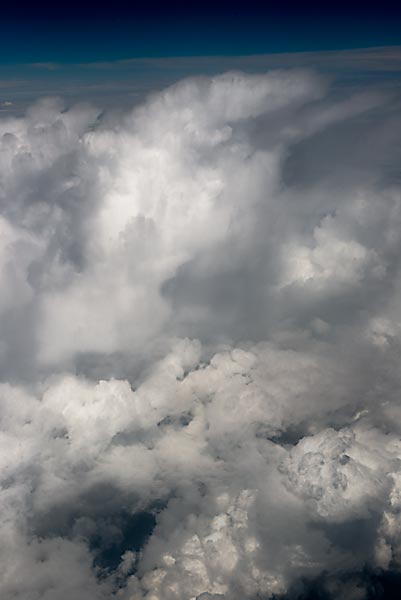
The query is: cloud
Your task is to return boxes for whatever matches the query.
[29,63,61,71]
[0,68,401,599]
[79,45,401,75]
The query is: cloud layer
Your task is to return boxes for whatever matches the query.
[1,68,401,599]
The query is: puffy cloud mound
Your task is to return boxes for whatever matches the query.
[1,69,401,599]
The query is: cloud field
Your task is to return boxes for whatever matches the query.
[1,68,401,599]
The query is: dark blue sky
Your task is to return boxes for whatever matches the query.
[2,1,401,64]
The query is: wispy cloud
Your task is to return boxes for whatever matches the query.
[78,45,401,72]
[29,62,62,71]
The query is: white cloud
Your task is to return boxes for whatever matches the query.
[0,69,401,599]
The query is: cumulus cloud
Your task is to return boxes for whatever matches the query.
[1,68,401,599]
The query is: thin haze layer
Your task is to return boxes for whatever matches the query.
[1,69,401,599]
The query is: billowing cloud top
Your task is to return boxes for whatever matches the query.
[1,68,401,600]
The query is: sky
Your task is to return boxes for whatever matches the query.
[2,4,401,600]
[2,2,401,64]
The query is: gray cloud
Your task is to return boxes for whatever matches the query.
[0,67,401,599]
